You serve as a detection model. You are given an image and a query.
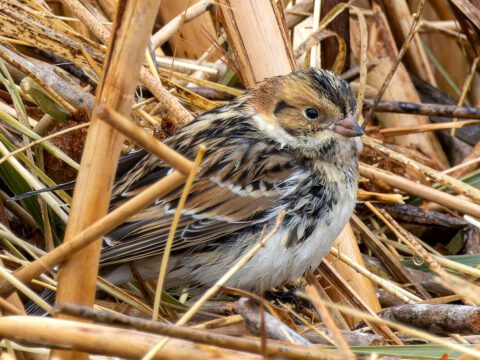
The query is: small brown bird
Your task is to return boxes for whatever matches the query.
[99,68,364,292]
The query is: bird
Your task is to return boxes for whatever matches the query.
[98,67,364,292]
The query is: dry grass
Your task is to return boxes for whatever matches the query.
[0,1,479,359]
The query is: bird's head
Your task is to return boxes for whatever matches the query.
[245,68,363,159]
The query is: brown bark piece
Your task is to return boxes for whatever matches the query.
[378,304,480,335]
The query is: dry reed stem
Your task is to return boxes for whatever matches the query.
[338,4,368,118]
[444,157,480,176]
[0,267,51,313]
[364,0,427,125]
[351,214,431,299]
[142,211,285,360]
[139,69,194,125]
[301,295,480,358]
[309,0,321,68]
[156,57,221,75]
[0,45,76,113]
[0,296,22,315]
[324,225,381,327]
[305,284,355,360]
[379,120,480,136]
[359,163,480,218]
[378,304,480,336]
[53,8,163,360]
[59,0,193,125]
[451,56,480,136]
[58,0,110,44]
[0,316,259,360]
[0,191,37,230]
[160,0,217,61]
[364,99,480,119]
[370,204,480,305]
[151,0,214,49]
[363,137,480,203]
[380,0,436,85]
[329,247,420,303]
[95,106,193,175]
[152,146,205,321]
[316,261,403,344]
[276,301,336,345]
[356,189,404,203]
[192,314,244,330]
[158,68,241,96]
[294,29,346,74]
[55,303,341,360]
[218,0,295,86]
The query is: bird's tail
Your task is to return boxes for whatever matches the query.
[25,288,56,316]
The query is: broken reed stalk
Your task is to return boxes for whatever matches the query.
[363,137,480,203]
[359,164,480,218]
[363,99,480,119]
[51,4,162,360]
[0,316,264,360]
[0,109,195,296]
[217,0,295,86]
[378,304,480,335]
[323,225,381,328]
[55,303,340,360]
[286,0,314,29]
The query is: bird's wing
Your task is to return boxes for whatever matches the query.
[101,167,300,264]
[101,138,305,265]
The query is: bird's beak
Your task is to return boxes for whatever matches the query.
[334,115,365,138]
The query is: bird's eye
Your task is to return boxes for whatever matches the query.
[304,108,319,119]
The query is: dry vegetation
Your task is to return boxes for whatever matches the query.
[0,0,479,359]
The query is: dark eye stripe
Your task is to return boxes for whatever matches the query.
[273,100,295,116]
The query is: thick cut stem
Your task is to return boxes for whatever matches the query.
[52,1,162,359]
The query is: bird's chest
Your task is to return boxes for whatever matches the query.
[284,162,356,222]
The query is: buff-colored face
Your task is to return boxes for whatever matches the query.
[247,68,363,150]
